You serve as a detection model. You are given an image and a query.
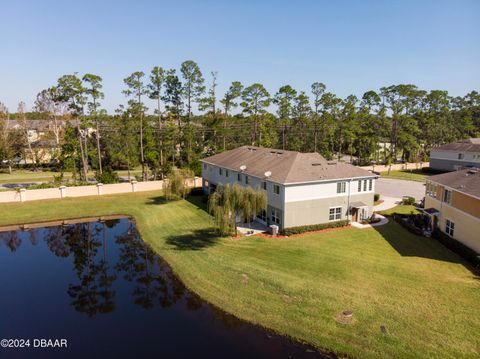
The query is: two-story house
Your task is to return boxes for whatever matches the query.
[424,168,480,253]
[201,146,377,230]
[429,138,480,171]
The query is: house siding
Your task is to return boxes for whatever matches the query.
[430,149,480,171]
[424,196,480,253]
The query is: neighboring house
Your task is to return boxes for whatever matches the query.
[424,168,480,253]
[429,138,480,171]
[201,146,377,230]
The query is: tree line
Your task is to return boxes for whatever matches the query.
[1,59,479,181]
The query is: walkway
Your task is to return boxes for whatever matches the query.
[351,214,389,229]
[237,221,269,236]
[374,196,401,211]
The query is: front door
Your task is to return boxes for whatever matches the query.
[352,208,358,222]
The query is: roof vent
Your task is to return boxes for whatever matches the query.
[239,165,247,171]
[270,151,283,155]
[327,162,337,165]
[264,171,272,178]
[311,163,323,166]
[247,147,257,151]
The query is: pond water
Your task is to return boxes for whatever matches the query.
[0,218,331,359]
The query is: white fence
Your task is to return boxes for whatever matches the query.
[0,177,202,204]
[360,162,429,173]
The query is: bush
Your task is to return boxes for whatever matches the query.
[374,193,380,202]
[402,196,416,205]
[281,220,350,236]
[95,168,119,184]
[432,229,480,268]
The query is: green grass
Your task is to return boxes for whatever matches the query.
[380,169,428,182]
[0,193,478,359]
[379,204,422,216]
[0,169,142,184]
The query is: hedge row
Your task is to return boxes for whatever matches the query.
[281,220,350,236]
[432,229,480,268]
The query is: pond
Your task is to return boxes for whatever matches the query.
[0,218,332,358]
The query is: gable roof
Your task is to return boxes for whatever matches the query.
[432,138,480,153]
[428,168,480,198]
[201,146,375,184]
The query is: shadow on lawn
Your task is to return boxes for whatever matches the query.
[145,196,168,205]
[373,221,479,277]
[165,228,220,251]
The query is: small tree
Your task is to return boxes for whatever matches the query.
[208,184,267,236]
[164,168,194,200]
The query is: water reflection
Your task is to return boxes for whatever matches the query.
[0,219,331,359]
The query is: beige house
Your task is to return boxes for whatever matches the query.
[424,168,480,253]
[201,146,377,230]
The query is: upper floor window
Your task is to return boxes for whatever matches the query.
[203,163,207,170]
[225,170,229,177]
[358,180,362,192]
[426,182,437,197]
[219,168,223,176]
[273,184,280,195]
[337,182,346,193]
[245,176,249,185]
[446,219,454,237]
[368,179,372,191]
[237,173,241,182]
[262,181,267,190]
[443,189,452,204]
[458,153,464,160]
[363,180,367,192]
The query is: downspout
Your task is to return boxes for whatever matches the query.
[347,179,352,223]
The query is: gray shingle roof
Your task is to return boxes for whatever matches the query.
[432,138,480,153]
[202,146,375,184]
[428,168,480,198]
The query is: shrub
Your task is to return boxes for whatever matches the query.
[432,229,480,268]
[374,193,380,202]
[95,168,119,184]
[402,196,416,205]
[281,220,350,236]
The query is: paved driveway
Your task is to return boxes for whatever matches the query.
[375,178,425,200]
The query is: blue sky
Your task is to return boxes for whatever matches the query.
[1,0,479,113]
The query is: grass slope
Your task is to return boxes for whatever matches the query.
[0,192,478,359]
[380,169,427,182]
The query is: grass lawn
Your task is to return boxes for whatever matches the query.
[0,169,142,184]
[379,204,422,216]
[0,193,479,358]
[380,169,428,182]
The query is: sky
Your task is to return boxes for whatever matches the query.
[0,0,479,114]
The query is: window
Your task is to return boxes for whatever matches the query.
[458,153,464,160]
[225,170,229,177]
[443,189,452,204]
[262,181,267,190]
[271,209,280,224]
[329,207,342,221]
[273,184,280,195]
[257,209,267,222]
[245,175,249,185]
[237,173,241,182]
[446,219,454,236]
[203,163,207,170]
[363,180,367,192]
[358,180,362,192]
[219,168,223,176]
[337,182,346,193]
[368,179,372,191]
[426,182,437,197]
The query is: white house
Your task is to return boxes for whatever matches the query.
[201,146,377,230]
[430,138,480,171]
